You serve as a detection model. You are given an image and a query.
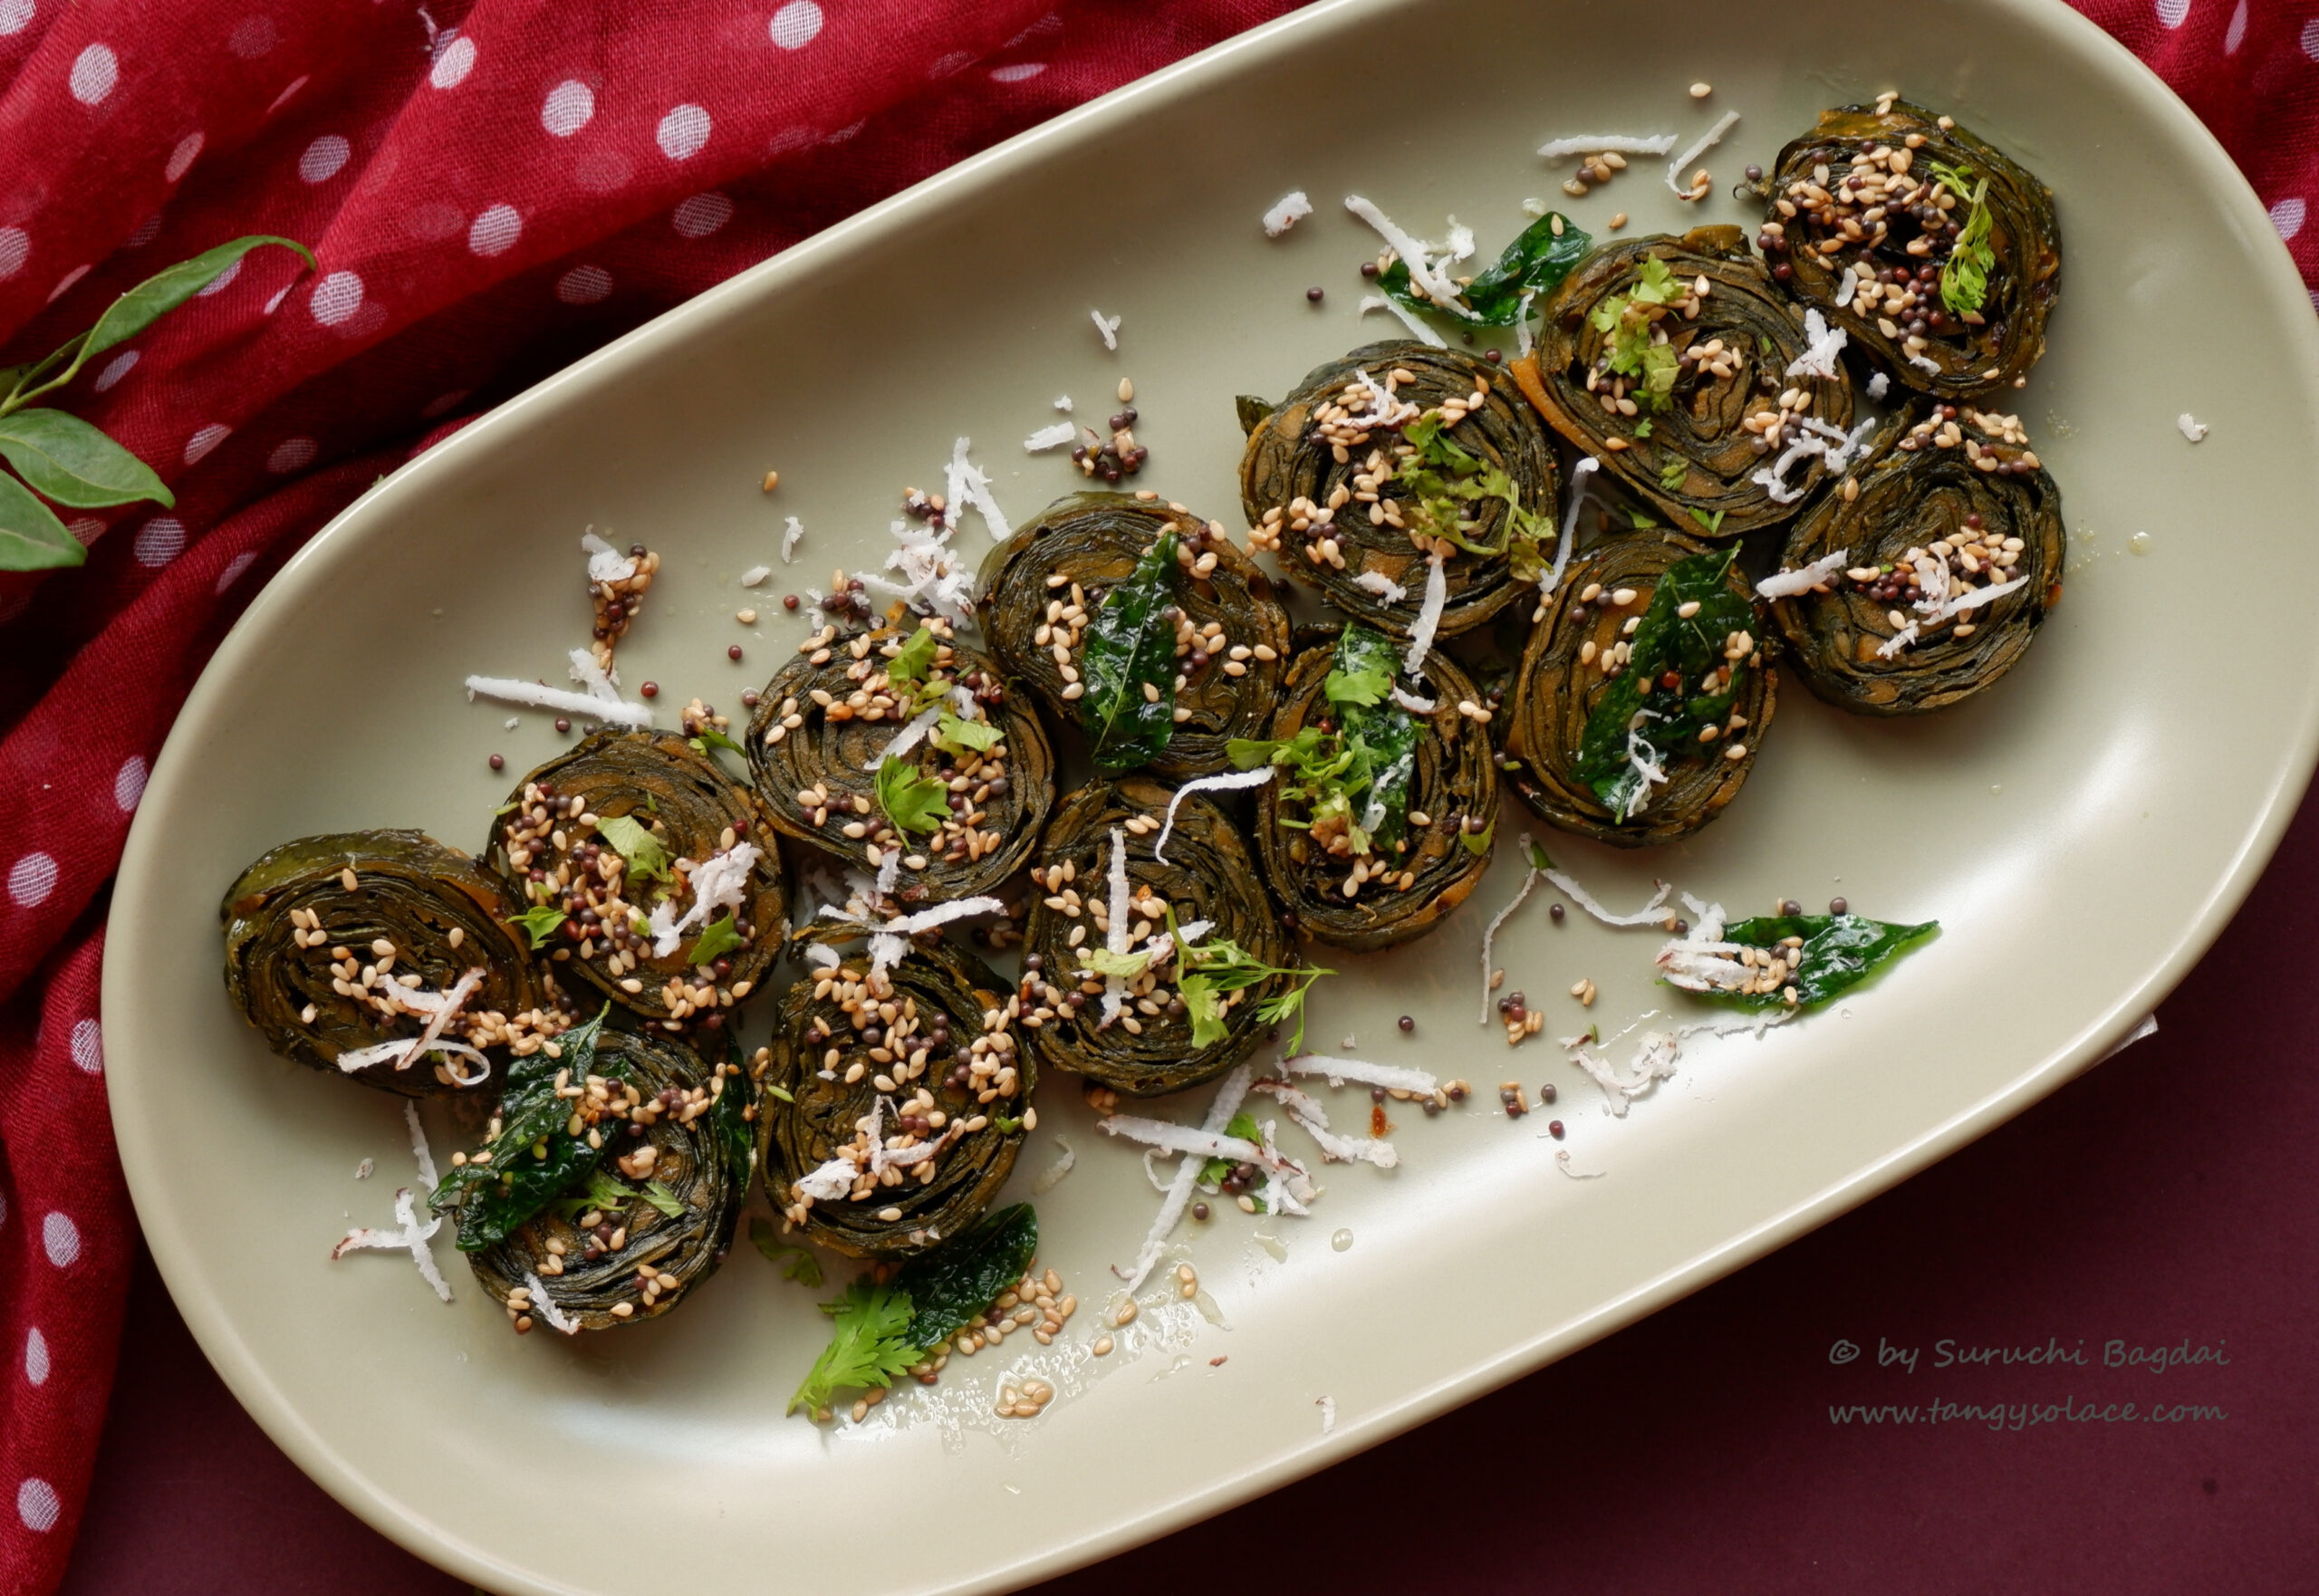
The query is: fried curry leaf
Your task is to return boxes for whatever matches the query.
[1571,549,1756,823]
[1076,528,1180,768]
[873,754,951,835]
[1379,211,1593,330]
[750,1216,824,1287]
[891,1203,1039,1352]
[1696,913,1940,1009]
[549,1168,641,1224]
[430,1009,623,1252]
[788,1275,919,1416]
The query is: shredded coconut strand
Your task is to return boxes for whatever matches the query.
[1251,1079,1398,1168]
[1031,1136,1077,1196]
[332,1187,453,1303]
[1555,1149,1605,1179]
[403,1101,439,1191]
[1390,686,1437,713]
[861,703,945,771]
[1537,133,1678,158]
[1024,421,1077,452]
[1342,195,1463,307]
[1263,190,1313,237]
[580,530,635,585]
[1756,549,1852,601]
[1282,1053,1439,1095]
[647,842,762,957]
[1091,309,1121,350]
[1908,351,1941,377]
[1664,109,1741,195]
[466,676,653,727]
[566,648,626,706]
[1402,552,1448,678]
[782,516,806,562]
[1785,307,1848,379]
[1353,569,1408,605]
[524,1270,580,1334]
[739,564,772,588]
[1544,457,1601,600]
[945,437,1014,542]
[1478,865,1540,1023]
[1357,293,1448,348]
[1867,370,1890,399]
[2177,413,2208,443]
[1543,868,1675,928]
[1116,1063,1254,1293]
[1153,768,1273,864]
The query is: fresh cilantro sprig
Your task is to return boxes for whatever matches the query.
[1586,255,1682,414]
[597,813,670,882]
[787,1276,919,1417]
[1928,160,1996,318]
[686,914,745,969]
[509,903,567,949]
[1165,909,1332,1054]
[873,753,951,835]
[931,711,1001,756]
[1397,411,1556,580]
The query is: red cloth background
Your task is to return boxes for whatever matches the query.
[0,1,2307,1591]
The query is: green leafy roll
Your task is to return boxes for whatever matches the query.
[484,731,787,1034]
[1501,533,1775,847]
[1515,227,1854,537]
[1236,624,1497,952]
[1761,403,2064,715]
[1017,775,1316,1097]
[432,1014,755,1333]
[758,941,1033,1261]
[220,829,566,1096]
[1239,341,1559,639]
[976,494,1289,779]
[747,614,1054,900]
[1751,100,2060,399]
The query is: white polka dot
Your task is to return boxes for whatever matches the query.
[16,1477,58,1534]
[929,50,974,78]
[23,1327,47,1385]
[111,756,146,813]
[2226,0,2247,51]
[266,73,306,114]
[46,264,87,303]
[467,203,520,257]
[0,2,34,38]
[65,517,99,546]
[183,425,230,466]
[8,852,57,906]
[2305,18,2319,60]
[166,130,204,182]
[126,209,162,246]
[267,437,316,473]
[555,264,612,304]
[2272,197,2305,242]
[671,191,733,238]
[68,43,117,104]
[298,134,351,184]
[420,389,470,419]
[656,103,710,161]
[227,14,276,57]
[41,1213,77,1267]
[990,62,1045,83]
[134,516,183,565]
[196,257,240,297]
[93,350,138,392]
[769,1,823,49]
[214,549,257,593]
[2154,0,2189,24]
[428,33,475,89]
[71,1017,103,1073]
[541,78,593,137]
[310,270,362,326]
[0,227,28,282]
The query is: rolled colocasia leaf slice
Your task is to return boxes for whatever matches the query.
[1017,775,1308,1097]
[220,829,567,1096]
[1236,624,1498,951]
[484,731,787,1034]
[1239,342,1559,640]
[1514,228,1855,537]
[757,942,1032,1261]
[436,1015,755,1333]
[1502,534,1775,847]
[748,614,1054,899]
[1760,403,2064,715]
[1752,100,2060,399]
[977,494,1288,779]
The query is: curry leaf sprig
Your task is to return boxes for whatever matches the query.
[0,236,315,571]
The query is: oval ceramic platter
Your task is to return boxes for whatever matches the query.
[104,0,2319,1591]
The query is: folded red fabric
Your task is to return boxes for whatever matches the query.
[0,1,2302,1591]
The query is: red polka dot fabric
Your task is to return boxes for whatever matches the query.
[0,2,2303,1590]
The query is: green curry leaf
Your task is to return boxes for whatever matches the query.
[1076,527,1180,769]
[1687,913,1940,1009]
[1378,211,1593,329]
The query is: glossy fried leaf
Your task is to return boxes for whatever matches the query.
[979,494,1287,781]
[1515,228,1850,536]
[1766,405,2065,716]
[893,1203,1038,1351]
[1240,342,1557,639]
[1751,101,2060,399]
[0,408,173,508]
[1698,914,1940,1009]
[219,829,549,1096]
[431,1011,615,1251]
[1075,525,1181,768]
[1378,210,1592,329]
[1502,532,1776,848]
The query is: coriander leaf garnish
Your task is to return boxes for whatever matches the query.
[1929,161,1997,317]
[688,726,747,758]
[686,914,746,969]
[1166,909,1332,1054]
[596,813,670,882]
[638,1179,686,1218]
[749,1216,824,1287]
[549,1168,639,1224]
[508,904,568,948]
[873,754,950,835]
[931,710,1002,755]
[1323,657,1392,709]
[1078,945,1157,980]
[1459,818,1497,857]
[1689,506,1727,535]
[884,623,941,687]
[1658,459,1689,492]
[787,1276,919,1417]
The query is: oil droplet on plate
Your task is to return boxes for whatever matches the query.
[1990,784,2002,795]
[1002,1482,1022,1495]
[1252,1229,1287,1263]
[1331,1228,1354,1252]
[2129,531,2153,554]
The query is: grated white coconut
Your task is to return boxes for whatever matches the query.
[1785,307,1848,379]
[1114,1062,1253,1293]
[1358,293,1448,348]
[1318,1395,1337,1433]
[355,1158,374,1179]
[332,1187,452,1303]
[1342,195,1463,307]
[1154,768,1274,864]
[1664,109,1741,196]
[1401,552,1448,678]
[1555,1149,1605,1179]
[861,702,946,771]
[2177,413,2208,443]
[403,1101,439,1190]
[1054,395,1073,412]
[566,648,627,706]
[782,516,806,562]
[1282,1053,1439,1095]
[1907,351,1941,377]
[1031,1136,1077,1196]
[1544,456,1601,601]
[581,529,635,585]
[1091,309,1121,350]
[1478,863,1541,1024]
[1515,287,1539,357]
[1543,867,1675,928]
[1024,421,1077,452]
[1867,370,1890,400]
[1100,828,1131,1024]
[647,842,762,957]
[524,1270,580,1334]
[1352,569,1408,605]
[1250,1078,1398,1168]
[739,564,772,588]
[944,437,1014,542]
[465,676,653,727]
[1756,549,1852,601]
[1262,190,1313,237]
[1537,133,1678,159]
[1390,686,1437,714]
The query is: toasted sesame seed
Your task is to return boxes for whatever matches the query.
[762,470,781,493]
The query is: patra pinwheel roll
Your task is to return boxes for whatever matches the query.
[431,1015,755,1333]
[1501,533,1775,848]
[746,613,1054,899]
[1761,403,2064,716]
[1016,775,1294,1098]
[1238,624,1497,952]
[757,941,1032,1261]
[1239,341,1559,640]
[977,494,1288,779]
[220,829,566,1096]
[484,731,786,1034]
[1752,99,2061,399]
[1515,227,1854,537]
